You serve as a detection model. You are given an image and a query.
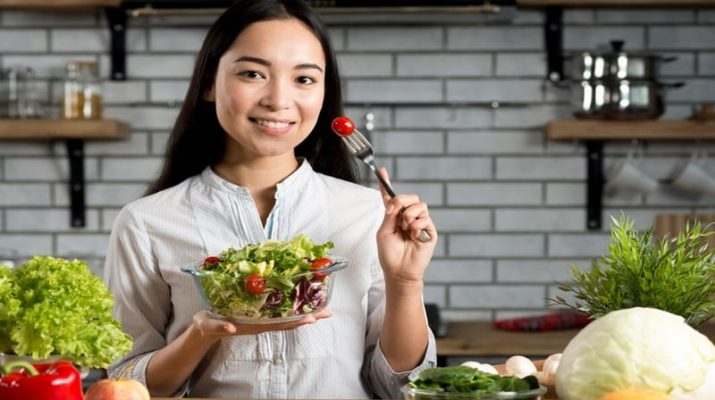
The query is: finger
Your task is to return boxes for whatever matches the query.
[313,309,332,320]
[378,197,402,238]
[264,315,321,332]
[400,202,429,230]
[408,216,437,242]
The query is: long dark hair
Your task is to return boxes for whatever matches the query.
[146,0,357,195]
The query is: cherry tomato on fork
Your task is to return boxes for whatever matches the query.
[310,257,332,282]
[245,274,266,295]
[331,116,355,137]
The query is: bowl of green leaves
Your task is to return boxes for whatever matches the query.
[402,366,547,400]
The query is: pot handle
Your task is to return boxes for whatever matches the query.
[610,40,625,52]
[660,81,685,89]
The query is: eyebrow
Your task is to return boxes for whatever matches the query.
[233,56,324,73]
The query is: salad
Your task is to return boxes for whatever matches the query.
[403,366,544,399]
[189,235,344,321]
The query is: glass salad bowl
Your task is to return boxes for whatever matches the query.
[182,255,348,324]
[401,366,547,400]
[401,385,548,400]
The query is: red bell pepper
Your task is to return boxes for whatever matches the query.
[0,359,84,400]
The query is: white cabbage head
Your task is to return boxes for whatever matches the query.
[555,307,715,400]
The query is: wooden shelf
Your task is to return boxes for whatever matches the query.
[547,119,715,141]
[0,119,131,140]
[0,118,131,228]
[518,0,715,6]
[0,0,119,7]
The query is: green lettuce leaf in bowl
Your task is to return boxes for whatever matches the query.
[403,366,545,399]
[3,256,133,369]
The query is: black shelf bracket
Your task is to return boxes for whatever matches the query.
[586,141,604,231]
[545,6,564,82]
[106,7,127,81]
[66,140,86,228]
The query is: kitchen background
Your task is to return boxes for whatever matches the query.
[0,4,714,322]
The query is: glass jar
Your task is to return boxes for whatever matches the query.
[63,61,102,119]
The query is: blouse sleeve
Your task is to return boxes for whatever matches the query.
[360,227,438,399]
[104,206,187,395]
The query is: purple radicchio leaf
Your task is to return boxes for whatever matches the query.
[261,290,283,310]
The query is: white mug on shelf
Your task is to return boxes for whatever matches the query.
[669,151,715,196]
[605,147,658,194]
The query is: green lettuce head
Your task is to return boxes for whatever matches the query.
[556,307,715,400]
[0,264,21,352]
[9,256,133,369]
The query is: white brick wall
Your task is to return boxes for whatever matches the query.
[1,7,714,321]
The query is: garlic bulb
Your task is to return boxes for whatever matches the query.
[476,363,499,375]
[505,355,537,378]
[460,361,499,375]
[539,353,562,385]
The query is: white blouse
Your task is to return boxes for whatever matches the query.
[104,160,437,399]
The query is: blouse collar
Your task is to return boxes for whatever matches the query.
[199,159,313,200]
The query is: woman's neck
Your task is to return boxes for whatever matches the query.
[213,155,300,225]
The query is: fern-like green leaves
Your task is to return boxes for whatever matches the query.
[551,215,715,327]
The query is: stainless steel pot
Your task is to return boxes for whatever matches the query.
[571,41,675,81]
[572,80,683,120]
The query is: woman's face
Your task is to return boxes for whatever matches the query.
[207,18,326,163]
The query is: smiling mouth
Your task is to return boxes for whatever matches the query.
[250,118,294,129]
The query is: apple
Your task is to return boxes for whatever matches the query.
[85,377,150,400]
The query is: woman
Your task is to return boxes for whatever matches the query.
[104,0,438,398]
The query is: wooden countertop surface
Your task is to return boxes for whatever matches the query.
[436,320,715,357]
[151,321,715,400]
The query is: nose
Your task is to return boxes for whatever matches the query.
[260,79,292,110]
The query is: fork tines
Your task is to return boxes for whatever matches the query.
[340,128,371,155]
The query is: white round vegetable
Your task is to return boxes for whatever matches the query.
[539,353,561,385]
[460,361,481,369]
[669,362,715,400]
[555,307,715,400]
[460,361,499,375]
[475,363,499,375]
[505,355,537,378]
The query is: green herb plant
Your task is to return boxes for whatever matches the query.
[551,215,715,327]
[0,256,133,368]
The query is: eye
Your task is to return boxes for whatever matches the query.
[296,76,317,85]
[237,70,264,80]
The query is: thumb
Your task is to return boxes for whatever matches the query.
[195,310,236,334]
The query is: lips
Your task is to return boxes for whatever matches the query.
[253,118,292,129]
[249,117,295,136]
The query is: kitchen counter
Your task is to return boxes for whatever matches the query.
[152,396,559,399]
[436,320,715,359]
[150,321,715,400]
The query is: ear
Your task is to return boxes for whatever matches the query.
[203,85,216,102]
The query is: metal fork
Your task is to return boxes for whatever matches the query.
[340,127,432,242]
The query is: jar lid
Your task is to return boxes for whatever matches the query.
[66,60,98,70]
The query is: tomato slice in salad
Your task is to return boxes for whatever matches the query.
[331,116,355,137]
[203,256,222,268]
[310,257,332,282]
[245,274,266,295]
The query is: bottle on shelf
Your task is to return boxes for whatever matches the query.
[63,60,102,120]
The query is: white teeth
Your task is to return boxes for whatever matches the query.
[255,119,290,129]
